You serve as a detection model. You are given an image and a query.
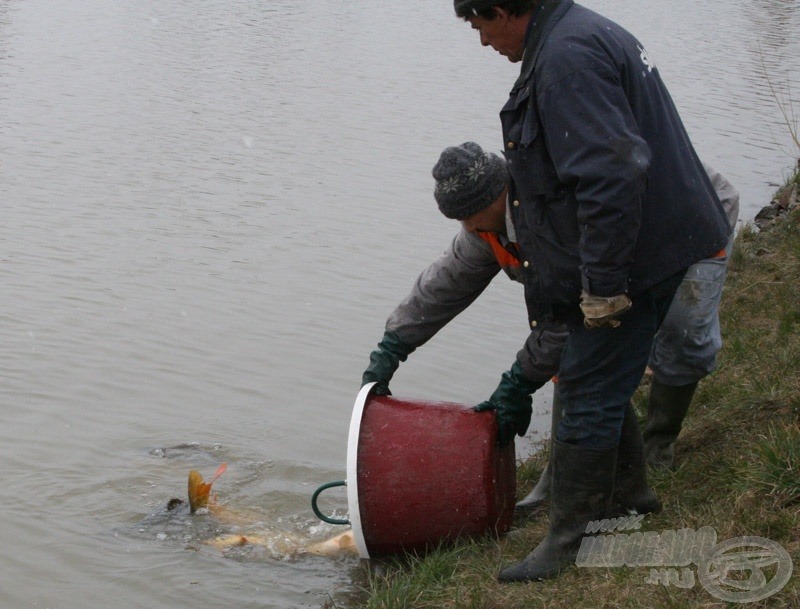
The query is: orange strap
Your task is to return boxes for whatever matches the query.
[712,249,726,259]
[476,231,520,268]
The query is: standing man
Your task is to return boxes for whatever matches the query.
[453,0,731,582]
[517,168,738,507]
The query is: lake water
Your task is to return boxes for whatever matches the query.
[1,1,798,607]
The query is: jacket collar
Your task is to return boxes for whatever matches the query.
[513,0,573,90]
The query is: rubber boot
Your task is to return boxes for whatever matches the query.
[498,440,617,582]
[643,380,698,471]
[516,399,659,515]
[515,392,563,509]
[614,402,661,515]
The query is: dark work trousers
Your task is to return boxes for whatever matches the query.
[555,270,687,448]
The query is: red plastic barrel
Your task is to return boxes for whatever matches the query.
[344,383,516,558]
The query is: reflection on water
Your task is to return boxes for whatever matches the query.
[1,0,798,607]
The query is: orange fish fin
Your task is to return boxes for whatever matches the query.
[208,462,228,484]
[187,470,208,513]
[187,464,226,513]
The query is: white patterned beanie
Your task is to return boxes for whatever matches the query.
[432,142,508,220]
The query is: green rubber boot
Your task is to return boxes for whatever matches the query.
[515,392,563,509]
[643,380,698,471]
[516,398,659,516]
[498,440,616,582]
[614,402,661,515]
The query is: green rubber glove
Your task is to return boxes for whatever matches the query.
[361,331,415,396]
[475,361,542,447]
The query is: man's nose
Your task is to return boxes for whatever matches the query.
[480,33,490,47]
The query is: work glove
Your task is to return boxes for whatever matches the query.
[474,361,539,447]
[361,331,415,396]
[579,290,632,329]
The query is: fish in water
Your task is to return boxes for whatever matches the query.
[165,463,357,558]
[163,462,228,514]
[207,529,357,557]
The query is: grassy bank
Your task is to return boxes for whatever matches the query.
[349,173,800,609]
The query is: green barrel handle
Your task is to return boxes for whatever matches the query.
[311,480,350,526]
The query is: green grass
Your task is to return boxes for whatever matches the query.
[343,173,800,609]
[737,423,800,510]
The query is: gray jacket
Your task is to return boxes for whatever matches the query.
[385,209,568,385]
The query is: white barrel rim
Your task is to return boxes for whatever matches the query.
[346,382,373,559]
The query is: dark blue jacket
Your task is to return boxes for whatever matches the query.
[501,0,730,324]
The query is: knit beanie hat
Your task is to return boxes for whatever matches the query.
[454,0,498,18]
[432,142,507,220]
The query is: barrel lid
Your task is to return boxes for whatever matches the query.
[346,382,374,558]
